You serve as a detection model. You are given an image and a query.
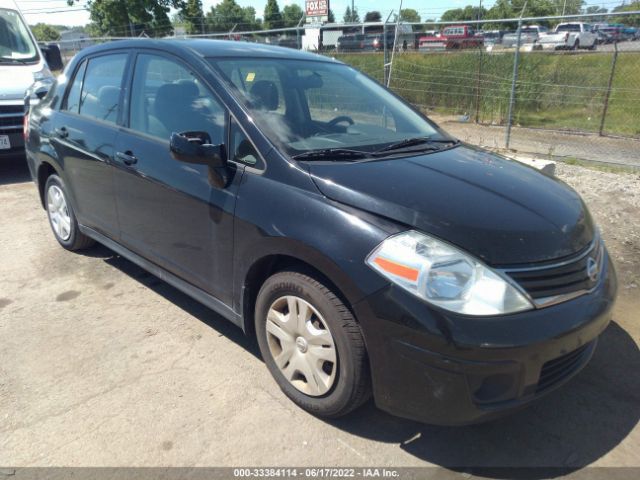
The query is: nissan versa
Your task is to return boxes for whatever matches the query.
[25,40,617,425]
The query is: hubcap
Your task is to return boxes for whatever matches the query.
[47,185,71,241]
[265,295,337,396]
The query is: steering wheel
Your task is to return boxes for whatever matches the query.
[327,116,355,128]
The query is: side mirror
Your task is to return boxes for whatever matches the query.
[40,43,64,71]
[170,131,227,168]
[24,80,52,112]
[34,84,50,100]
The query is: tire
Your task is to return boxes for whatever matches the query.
[255,271,371,418]
[44,174,95,251]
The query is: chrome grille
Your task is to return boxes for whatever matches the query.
[504,238,604,307]
[0,104,25,133]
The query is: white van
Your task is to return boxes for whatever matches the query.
[1,0,62,157]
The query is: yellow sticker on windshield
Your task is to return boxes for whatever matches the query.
[246,72,256,82]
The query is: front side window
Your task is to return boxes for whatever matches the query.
[213,58,441,156]
[129,54,226,143]
[79,54,127,124]
[0,8,38,62]
[230,118,259,166]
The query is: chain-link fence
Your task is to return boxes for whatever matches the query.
[54,11,640,167]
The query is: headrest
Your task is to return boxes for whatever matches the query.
[97,85,120,109]
[154,82,198,117]
[250,80,279,111]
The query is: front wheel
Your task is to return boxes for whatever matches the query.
[255,271,371,418]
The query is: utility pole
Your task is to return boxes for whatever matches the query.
[505,1,527,149]
[383,10,394,86]
[387,0,403,87]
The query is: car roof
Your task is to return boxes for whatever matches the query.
[74,38,335,63]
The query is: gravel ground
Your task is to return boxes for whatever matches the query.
[432,116,640,168]
[0,157,638,474]
[555,162,640,297]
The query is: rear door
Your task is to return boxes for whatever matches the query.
[112,51,244,303]
[51,52,129,236]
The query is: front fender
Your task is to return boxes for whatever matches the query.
[232,170,401,321]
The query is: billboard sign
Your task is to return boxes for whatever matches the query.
[306,0,329,17]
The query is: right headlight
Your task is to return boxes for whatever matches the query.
[366,231,534,316]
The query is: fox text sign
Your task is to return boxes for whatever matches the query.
[306,0,329,17]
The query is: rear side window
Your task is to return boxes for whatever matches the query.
[78,54,127,124]
[63,60,87,113]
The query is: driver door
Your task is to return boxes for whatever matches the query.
[112,52,243,305]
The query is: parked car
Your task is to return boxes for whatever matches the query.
[0,0,62,158]
[419,25,483,51]
[621,26,639,41]
[25,39,617,426]
[478,30,508,48]
[594,24,622,43]
[336,34,368,52]
[539,22,598,50]
[366,32,394,51]
[501,25,548,48]
[595,30,612,45]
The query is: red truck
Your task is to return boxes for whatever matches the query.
[419,25,483,51]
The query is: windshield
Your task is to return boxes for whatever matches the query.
[0,8,38,62]
[211,58,442,156]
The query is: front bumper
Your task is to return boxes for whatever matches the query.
[354,255,617,426]
[0,132,24,157]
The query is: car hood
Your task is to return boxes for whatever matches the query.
[0,64,39,101]
[307,145,594,266]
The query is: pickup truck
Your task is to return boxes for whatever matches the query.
[501,25,548,48]
[538,23,598,50]
[418,25,483,52]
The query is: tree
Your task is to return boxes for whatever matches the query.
[481,0,556,28]
[181,0,205,34]
[612,1,640,26]
[552,0,584,16]
[328,9,335,23]
[584,6,607,23]
[282,4,304,27]
[364,11,382,22]
[85,0,179,37]
[30,23,61,42]
[343,6,359,23]
[264,0,284,29]
[343,6,351,23]
[399,8,421,23]
[206,0,260,32]
[441,6,487,22]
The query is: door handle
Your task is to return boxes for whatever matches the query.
[54,127,68,139]
[116,151,138,166]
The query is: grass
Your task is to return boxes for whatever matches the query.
[332,50,640,138]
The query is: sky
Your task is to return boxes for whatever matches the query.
[18,0,623,27]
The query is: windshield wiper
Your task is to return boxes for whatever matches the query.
[291,148,371,161]
[374,137,459,155]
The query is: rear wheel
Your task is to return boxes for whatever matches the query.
[45,175,94,251]
[255,271,371,418]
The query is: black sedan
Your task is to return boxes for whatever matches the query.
[25,39,616,425]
